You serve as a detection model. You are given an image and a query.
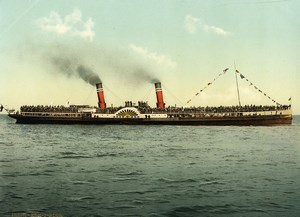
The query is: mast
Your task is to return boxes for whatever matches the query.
[234,63,241,107]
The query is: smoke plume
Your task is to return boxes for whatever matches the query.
[50,56,101,86]
[132,67,160,84]
[36,42,162,86]
[77,65,101,85]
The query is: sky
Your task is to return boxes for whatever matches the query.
[0,0,299,114]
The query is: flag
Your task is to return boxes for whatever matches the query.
[288,97,292,101]
[249,83,253,86]
[223,68,229,73]
[240,74,245,79]
[0,104,3,112]
[195,93,199,96]
[235,69,240,73]
[207,82,212,86]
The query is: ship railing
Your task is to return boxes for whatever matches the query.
[142,109,291,114]
[165,109,292,118]
[21,112,82,117]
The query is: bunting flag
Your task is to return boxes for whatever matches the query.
[0,104,3,112]
[223,68,229,73]
[236,69,281,105]
[185,68,230,105]
[288,97,292,101]
[186,67,282,106]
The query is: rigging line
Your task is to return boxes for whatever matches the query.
[185,67,229,106]
[142,85,154,102]
[237,70,281,105]
[234,63,242,107]
[162,84,184,107]
[102,84,125,104]
[0,0,40,39]
[82,86,95,105]
[58,64,97,106]
[50,63,76,105]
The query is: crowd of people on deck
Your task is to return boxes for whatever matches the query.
[137,104,291,114]
[20,104,291,114]
[21,105,78,113]
[171,104,291,113]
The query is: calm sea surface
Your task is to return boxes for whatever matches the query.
[0,114,300,217]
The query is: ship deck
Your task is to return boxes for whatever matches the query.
[8,112,292,126]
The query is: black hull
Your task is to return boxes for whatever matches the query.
[8,114,292,126]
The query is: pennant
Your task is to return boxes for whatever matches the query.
[288,97,292,101]
[195,93,199,96]
[187,100,191,103]
[259,90,262,93]
[207,83,212,86]
[249,83,253,86]
[236,69,240,73]
[254,86,258,89]
[240,74,245,79]
[223,68,229,73]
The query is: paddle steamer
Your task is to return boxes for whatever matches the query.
[6,69,292,125]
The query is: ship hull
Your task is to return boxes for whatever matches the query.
[8,114,292,126]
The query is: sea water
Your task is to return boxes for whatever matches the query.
[0,114,299,216]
